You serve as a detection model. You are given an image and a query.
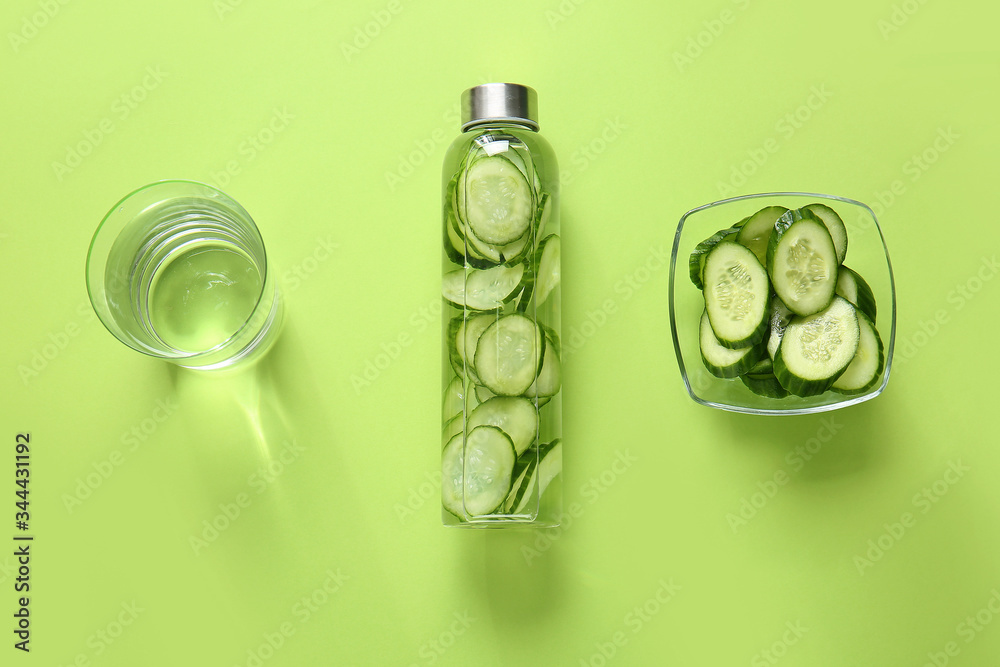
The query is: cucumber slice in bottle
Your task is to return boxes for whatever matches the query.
[767,208,839,317]
[474,313,544,396]
[766,298,794,361]
[467,396,538,456]
[455,313,495,383]
[532,234,560,308]
[442,263,525,311]
[832,310,884,394]
[699,310,762,378]
[442,414,464,447]
[803,203,848,264]
[736,205,787,266]
[442,425,516,518]
[458,155,534,246]
[835,265,877,323]
[506,439,562,514]
[442,376,479,422]
[773,296,860,397]
[534,192,552,245]
[525,328,561,398]
[703,241,770,349]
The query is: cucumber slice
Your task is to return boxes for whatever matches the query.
[534,192,552,245]
[736,205,787,266]
[467,396,538,456]
[442,414,463,447]
[699,310,761,378]
[773,297,860,397]
[442,425,516,518]
[832,310,884,394]
[474,313,544,396]
[836,265,877,323]
[454,313,494,383]
[532,234,560,308]
[703,241,770,349]
[767,208,839,317]
[688,222,745,290]
[459,155,534,246]
[443,263,525,311]
[739,357,789,398]
[766,299,794,361]
[525,328,561,398]
[506,440,562,514]
[803,203,848,264]
[475,384,496,403]
[442,376,479,422]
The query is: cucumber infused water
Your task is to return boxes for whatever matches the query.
[441,84,562,526]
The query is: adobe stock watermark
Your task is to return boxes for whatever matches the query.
[865,126,959,219]
[52,66,169,181]
[751,620,809,666]
[562,244,668,358]
[579,579,681,667]
[395,469,441,524]
[350,298,440,394]
[522,449,638,565]
[406,611,476,667]
[283,236,339,294]
[214,0,251,21]
[560,117,627,187]
[189,439,306,555]
[383,77,493,192]
[62,397,179,514]
[877,0,930,40]
[853,459,970,575]
[673,0,753,73]
[7,0,72,53]
[716,84,834,197]
[726,416,844,534]
[920,588,1000,667]
[544,0,591,30]
[55,601,145,667]
[207,107,294,190]
[892,254,996,371]
[340,0,408,62]
[233,568,349,667]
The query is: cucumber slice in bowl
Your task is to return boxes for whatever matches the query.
[832,310,884,395]
[767,208,839,317]
[740,357,789,399]
[736,205,787,266]
[474,313,544,396]
[689,222,745,290]
[703,241,770,349]
[803,203,848,264]
[442,263,525,311]
[836,265,877,323]
[442,425,516,519]
[458,155,535,246]
[767,299,793,361]
[773,296,860,397]
[699,311,761,378]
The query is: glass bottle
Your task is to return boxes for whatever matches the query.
[441,83,562,527]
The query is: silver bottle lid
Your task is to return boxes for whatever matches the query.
[461,83,538,132]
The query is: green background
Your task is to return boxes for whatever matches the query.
[2,0,999,664]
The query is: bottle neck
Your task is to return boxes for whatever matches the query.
[463,120,537,133]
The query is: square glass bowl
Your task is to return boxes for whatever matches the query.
[669,193,896,415]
